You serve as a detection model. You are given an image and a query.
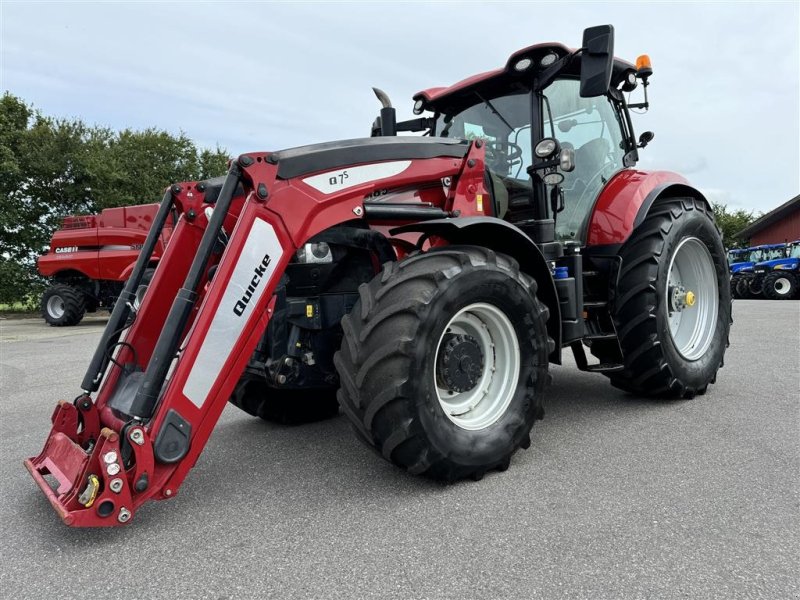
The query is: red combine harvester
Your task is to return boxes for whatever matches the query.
[37,203,174,325]
[26,26,731,527]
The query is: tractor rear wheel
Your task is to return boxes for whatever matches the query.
[335,246,551,481]
[606,197,731,398]
[229,379,339,424]
[41,284,86,326]
[762,271,797,300]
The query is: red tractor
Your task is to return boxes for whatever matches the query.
[37,203,173,326]
[26,26,731,527]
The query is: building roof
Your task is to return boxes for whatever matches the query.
[736,194,800,239]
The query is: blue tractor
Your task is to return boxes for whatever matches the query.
[758,240,800,299]
[734,243,789,299]
[728,247,754,299]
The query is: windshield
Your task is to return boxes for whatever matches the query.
[727,250,747,265]
[434,92,533,180]
[748,247,785,262]
[432,82,628,240]
[790,244,800,259]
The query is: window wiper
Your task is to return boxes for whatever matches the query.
[475,92,514,133]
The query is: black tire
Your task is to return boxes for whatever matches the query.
[41,284,86,326]
[229,379,340,425]
[605,197,732,398]
[748,274,765,298]
[763,271,798,300]
[735,276,754,299]
[334,246,551,482]
[730,273,742,299]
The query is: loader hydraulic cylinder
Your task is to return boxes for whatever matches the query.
[81,188,176,392]
[127,166,242,419]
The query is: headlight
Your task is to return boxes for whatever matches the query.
[413,99,425,115]
[513,58,532,72]
[540,52,558,67]
[296,242,333,264]
[534,137,558,158]
[543,172,564,186]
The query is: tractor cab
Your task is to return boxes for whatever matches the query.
[727,248,750,269]
[748,244,788,273]
[736,244,787,274]
[376,26,651,251]
[417,47,641,245]
[753,243,793,274]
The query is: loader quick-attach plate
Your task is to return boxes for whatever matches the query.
[24,400,142,527]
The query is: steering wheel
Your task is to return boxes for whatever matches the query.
[484,140,523,166]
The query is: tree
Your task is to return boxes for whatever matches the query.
[711,202,760,249]
[0,93,230,305]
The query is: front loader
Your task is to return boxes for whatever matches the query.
[26,25,732,526]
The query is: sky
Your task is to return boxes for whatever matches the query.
[1,1,798,214]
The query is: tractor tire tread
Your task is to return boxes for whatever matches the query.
[41,283,86,326]
[605,196,732,399]
[335,245,551,482]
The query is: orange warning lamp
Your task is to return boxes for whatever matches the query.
[636,54,653,80]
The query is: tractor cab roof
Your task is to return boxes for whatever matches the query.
[413,42,636,110]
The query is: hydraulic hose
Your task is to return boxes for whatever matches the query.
[81,188,175,392]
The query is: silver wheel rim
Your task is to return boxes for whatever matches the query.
[47,295,65,319]
[666,237,719,361]
[774,277,791,295]
[434,302,520,431]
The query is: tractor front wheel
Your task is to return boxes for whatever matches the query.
[607,197,731,398]
[335,246,551,481]
[730,273,742,299]
[229,379,339,424]
[41,284,86,326]
[763,271,797,300]
[735,277,754,299]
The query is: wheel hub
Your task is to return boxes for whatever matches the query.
[436,333,484,393]
[668,285,696,312]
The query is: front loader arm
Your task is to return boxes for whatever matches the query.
[25,147,475,526]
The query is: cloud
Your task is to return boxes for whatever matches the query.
[2,1,798,214]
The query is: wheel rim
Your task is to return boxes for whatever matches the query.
[434,302,520,430]
[47,295,65,319]
[774,277,791,295]
[666,237,719,361]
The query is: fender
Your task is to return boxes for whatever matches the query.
[36,258,95,281]
[119,258,160,282]
[391,217,562,363]
[586,169,710,247]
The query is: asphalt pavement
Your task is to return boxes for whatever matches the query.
[0,301,797,600]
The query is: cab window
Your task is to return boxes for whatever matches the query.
[543,79,627,241]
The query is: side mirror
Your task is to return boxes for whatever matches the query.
[638,131,655,148]
[579,25,615,98]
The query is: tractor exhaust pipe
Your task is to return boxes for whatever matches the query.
[81,188,176,392]
[372,87,397,136]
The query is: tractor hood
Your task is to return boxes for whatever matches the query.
[269,137,470,180]
[730,262,754,273]
[754,257,799,271]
